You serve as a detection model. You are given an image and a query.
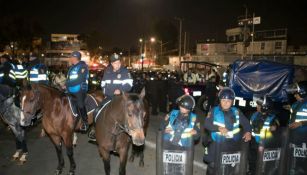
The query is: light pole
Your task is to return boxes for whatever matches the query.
[139,38,144,70]
[175,17,183,61]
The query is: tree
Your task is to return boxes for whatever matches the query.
[0,15,44,56]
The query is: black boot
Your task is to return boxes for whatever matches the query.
[79,107,88,132]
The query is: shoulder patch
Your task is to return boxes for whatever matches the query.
[81,68,85,73]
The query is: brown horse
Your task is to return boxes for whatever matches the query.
[95,89,147,175]
[20,84,101,175]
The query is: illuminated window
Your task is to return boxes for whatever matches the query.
[275,41,282,49]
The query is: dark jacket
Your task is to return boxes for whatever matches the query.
[101,66,133,98]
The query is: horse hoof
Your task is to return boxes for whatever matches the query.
[129,156,134,162]
[55,169,62,175]
[16,160,26,166]
[68,171,75,175]
[139,161,144,167]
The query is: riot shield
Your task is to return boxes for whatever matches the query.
[212,133,249,175]
[156,130,194,175]
[285,127,307,175]
[254,127,287,175]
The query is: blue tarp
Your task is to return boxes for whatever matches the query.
[229,59,294,102]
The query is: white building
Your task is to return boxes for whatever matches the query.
[44,34,90,66]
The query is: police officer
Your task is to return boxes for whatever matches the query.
[162,94,200,148]
[88,54,133,141]
[0,54,16,87]
[168,73,184,110]
[100,53,133,100]
[285,81,307,129]
[203,87,252,174]
[27,54,49,84]
[13,58,28,87]
[248,95,279,175]
[66,51,89,131]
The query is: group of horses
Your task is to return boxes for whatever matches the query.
[0,83,149,175]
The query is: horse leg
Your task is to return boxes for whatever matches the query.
[128,145,135,162]
[139,145,145,167]
[17,128,28,164]
[63,134,76,175]
[50,135,64,175]
[118,145,130,175]
[99,147,111,175]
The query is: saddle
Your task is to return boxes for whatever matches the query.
[67,94,98,117]
[93,98,112,123]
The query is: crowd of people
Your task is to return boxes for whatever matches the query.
[1,52,307,174]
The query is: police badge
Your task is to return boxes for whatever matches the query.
[117,74,121,79]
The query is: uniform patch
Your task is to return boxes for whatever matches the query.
[81,68,85,73]
[117,74,121,79]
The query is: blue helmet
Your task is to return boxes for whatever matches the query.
[218,87,235,100]
[71,51,82,60]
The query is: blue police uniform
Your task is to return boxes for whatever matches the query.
[28,58,49,84]
[100,66,133,98]
[66,61,89,94]
[163,110,200,147]
[0,61,16,87]
[66,60,89,130]
[290,99,307,132]
[250,112,277,143]
[203,105,251,163]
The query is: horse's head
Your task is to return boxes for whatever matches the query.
[20,85,41,126]
[123,88,146,146]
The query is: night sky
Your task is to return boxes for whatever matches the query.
[1,0,307,49]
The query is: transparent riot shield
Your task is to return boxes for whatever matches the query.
[156,130,194,175]
[254,127,287,175]
[285,127,307,175]
[212,132,249,175]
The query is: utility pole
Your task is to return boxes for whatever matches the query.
[243,6,248,59]
[175,17,183,61]
[251,12,255,60]
[184,32,187,55]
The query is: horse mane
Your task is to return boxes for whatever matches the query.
[35,84,66,97]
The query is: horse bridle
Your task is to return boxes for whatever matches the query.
[21,89,42,118]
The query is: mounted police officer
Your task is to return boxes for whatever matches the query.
[162,94,200,148]
[0,54,16,87]
[248,95,279,175]
[66,51,89,131]
[203,87,252,175]
[27,54,49,85]
[100,53,133,101]
[13,58,28,87]
[89,53,133,141]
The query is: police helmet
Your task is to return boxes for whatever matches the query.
[176,94,195,110]
[285,81,307,98]
[256,95,273,112]
[71,51,82,60]
[218,87,235,100]
[110,53,121,63]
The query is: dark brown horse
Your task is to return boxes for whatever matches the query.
[95,89,147,175]
[20,84,101,175]
[129,99,150,167]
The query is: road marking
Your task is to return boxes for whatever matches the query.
[145,140,207,170]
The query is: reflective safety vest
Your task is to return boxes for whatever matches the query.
[67,62,88,93]
[163,110,197,147]
[250,112,275,143]
[0,63,16,85]
[211,106,241,142]
[29,64,48,84]
[14,64,28,80]
[290,100,307,132]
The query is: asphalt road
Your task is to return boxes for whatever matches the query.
[0,113,207,175]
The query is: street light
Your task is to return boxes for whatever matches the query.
[139,38,143,43]
[150,37,156,43]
